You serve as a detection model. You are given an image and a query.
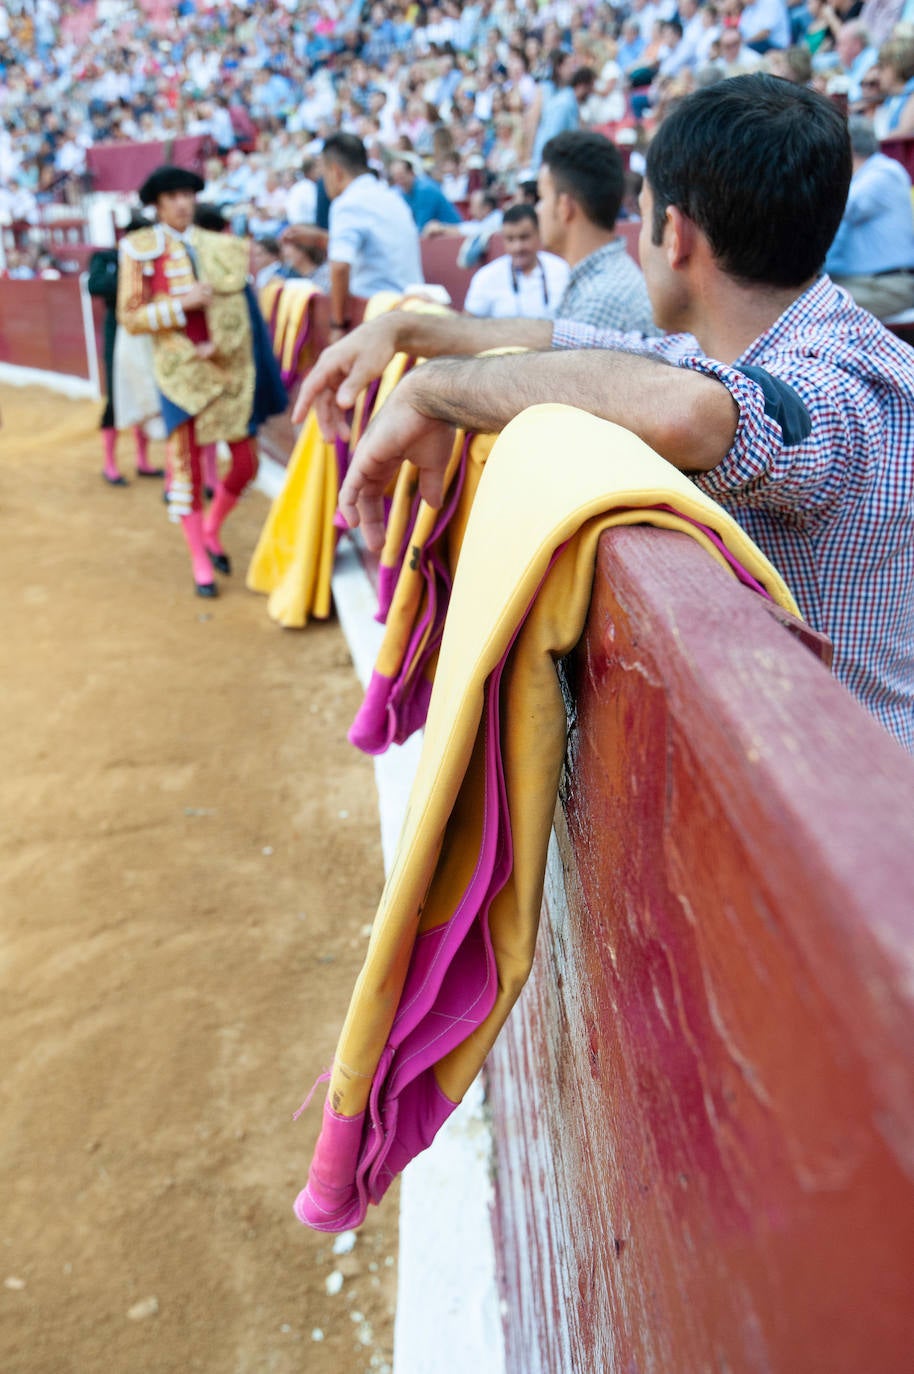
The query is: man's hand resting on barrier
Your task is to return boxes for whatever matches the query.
[337,371,456,552]
[292,315,402,439]
[292,312,556,440]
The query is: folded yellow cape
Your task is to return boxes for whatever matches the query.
[245,409,340,626]
[246,296,453,630]
[259,277,285,335]
[271,280,319,383]
[294,404,799,1231]
[350,429,496,751]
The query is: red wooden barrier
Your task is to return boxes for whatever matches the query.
[881,136,914,180]
[0,279,94,380]
[488,525,914,1373]
[420,234,504,311]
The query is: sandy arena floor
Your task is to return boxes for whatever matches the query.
[0,384,398,1374]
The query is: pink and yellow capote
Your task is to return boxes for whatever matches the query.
[294,403,800,1232]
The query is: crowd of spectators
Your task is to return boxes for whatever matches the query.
[1,0,912,239]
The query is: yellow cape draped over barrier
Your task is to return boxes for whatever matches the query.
[308,403,799,1142]
[258,277,285,333]
[245,409,340,626]
[270,280,318,380]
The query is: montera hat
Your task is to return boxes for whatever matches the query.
[138,164,205,206]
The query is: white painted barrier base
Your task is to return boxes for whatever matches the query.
[0,362,99,399]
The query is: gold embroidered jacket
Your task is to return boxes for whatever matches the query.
[116,224,255,443]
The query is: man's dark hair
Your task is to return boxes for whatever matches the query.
[256,235,280,256]
[502,203,539,228]
[541,130,624,231]
[646,74,852,286]
[321,132,369,176]
[571,66,596,89]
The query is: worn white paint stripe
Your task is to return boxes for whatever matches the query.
[77,272,101,395]
[0,363,99,398]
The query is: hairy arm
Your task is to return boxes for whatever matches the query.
[340,347,740,550]
[292,309,554,433]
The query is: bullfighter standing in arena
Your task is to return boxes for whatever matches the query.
[117,164,285,596]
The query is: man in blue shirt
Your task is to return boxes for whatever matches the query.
[739,0,791,53]
[531,62,596,170]
[820,21,879,103]
[389,155,463,232]
[826,117,914,318]
[323,134,424,342]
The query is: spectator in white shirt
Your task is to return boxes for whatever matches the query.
[739,0,792,53]
[716,27,765,72]
[463,203,569,319]
[209,97,236,155]
[286,158,320,224]
[323,132,423,341]
[660,0,709,76]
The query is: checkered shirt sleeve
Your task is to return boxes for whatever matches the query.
[677,354,864,524]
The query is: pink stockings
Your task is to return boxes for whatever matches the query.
[167,426,258,591]
[180,510,216,590]
[101,427,163,482]
[101,428,121,483]
[202,439,258,558]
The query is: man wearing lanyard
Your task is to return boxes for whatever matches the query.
[462,205,569,320]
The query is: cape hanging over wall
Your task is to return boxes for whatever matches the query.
[292,404,801,1233]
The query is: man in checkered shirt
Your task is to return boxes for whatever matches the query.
[538,130,656,334]
[297,75,914,753]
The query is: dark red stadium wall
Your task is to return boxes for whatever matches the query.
[487,525,914,1374]
[0,279,96,380]
[0,222,642,410]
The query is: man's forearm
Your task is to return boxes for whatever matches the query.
[391,310,553,360]
[329,261,351,325]
[405,348,740,472]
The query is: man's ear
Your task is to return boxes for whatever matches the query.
[557,190,576,225]
[665,205,697,269]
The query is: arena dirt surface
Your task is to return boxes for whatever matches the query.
[0,384,398,1374]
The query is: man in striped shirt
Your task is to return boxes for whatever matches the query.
[297,76,914,752]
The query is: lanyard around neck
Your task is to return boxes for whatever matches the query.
[510,254,548,306]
